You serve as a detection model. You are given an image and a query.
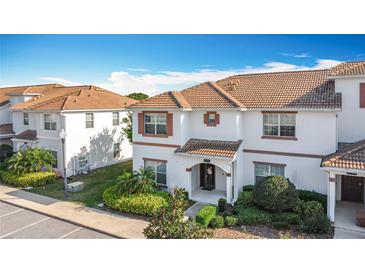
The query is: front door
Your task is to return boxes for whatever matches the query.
[341,176,365,203]
[200,164,215,191]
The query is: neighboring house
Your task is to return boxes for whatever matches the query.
[129,61,365,223]
[0,84,137,176]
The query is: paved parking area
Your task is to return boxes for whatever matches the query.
[0,201,115,239]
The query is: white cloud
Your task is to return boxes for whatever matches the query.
[97,59,341,96]
[127,68,150,72]
[282,52,312,58]
[40,77,81,86]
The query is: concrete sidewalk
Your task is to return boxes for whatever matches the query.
[0,184,148,239]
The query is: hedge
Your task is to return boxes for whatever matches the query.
[236,191,253,207]
[196,205,217,228]
[102,185,169,216]
[242,185,254,192]
[235,206,272,225]
[0,171,57,187]
[209,215,225,228]
[298,190,327,212]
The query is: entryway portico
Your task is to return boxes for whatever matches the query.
[175,138,242,205]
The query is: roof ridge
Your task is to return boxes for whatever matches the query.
[222,68,329,79]
[208,82,245,108]
[323,139,365,163]
[170,91,191,109]
[25,90,79,110]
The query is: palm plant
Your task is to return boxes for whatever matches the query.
[132,167,157,194]
[7,148,56,175]
[115,171,134,194]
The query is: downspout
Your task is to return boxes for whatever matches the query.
[229,159,236,204]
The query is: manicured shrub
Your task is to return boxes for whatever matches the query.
[242,185,254,192]
[144,188,212,239]
[252,176,299,213]
[102,185,169,216]
[294,200,324,218]
[0,171,57,187]
[236,191,253,207]
[196,205,217,228]
[272,221,290,230]
[272,212,300,225]
[210,215,225,228]
[218,198,227,213]
[235,206,272,225]
[224,215,238,226]
[298,190,327,212]
[301,213,331,234]
[0,144,13,162]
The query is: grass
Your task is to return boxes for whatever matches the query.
[28,160,132,207]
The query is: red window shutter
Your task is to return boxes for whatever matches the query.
[360,83,365,108]
[215,113,220,125]
[167,113,173,136]
[204,113,208,125]
[138,113,144,134]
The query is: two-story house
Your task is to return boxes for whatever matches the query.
[129,61,365,223]
[0,84,137,177]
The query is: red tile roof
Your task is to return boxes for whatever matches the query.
[13,129,37,141]
[321,139,365,170]
[0,124,15,136]
[329,61,365,77]
[176,138,242,158]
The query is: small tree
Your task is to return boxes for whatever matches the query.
[7,148,56,175]
[122,112,133,143]
[116,168,157,195]
[127,93,149,101]
[144,188,212,239]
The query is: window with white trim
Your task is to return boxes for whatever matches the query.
[144,113,167,135]
[85,113,94,128]
[144,159,167,186]
[113,143,120,158]
[44,114,57,131]
[263,113,296,137]
[254,163,285,183]
[23,112,29,126]
[112,112,120,126]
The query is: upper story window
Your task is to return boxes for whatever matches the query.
[204,111,220,127]
[144,113,167,135]
[112,112,120,126]
[254,162,285,184]
[85,113,94,128]
[44,114,57,131]
[263,113,296,139]
[23,113,29,126]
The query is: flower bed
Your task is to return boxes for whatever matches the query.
[0,171,57,187]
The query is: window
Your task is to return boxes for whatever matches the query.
[360,83,365,108]
[23,113,29,126]
[263,113,296,137]
[144,159,167,186]
[113,143,120,158]
[85,113,94,128]
[208,113,216,125]
[44,114,57,131]
[254,162,285,184]
[78,155,88,169]
[112,112,120,126]
[48,150,58,168]
[144,113,167,135]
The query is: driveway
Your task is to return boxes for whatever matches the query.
[0,201,114,239]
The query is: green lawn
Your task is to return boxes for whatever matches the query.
[28,160,132,207]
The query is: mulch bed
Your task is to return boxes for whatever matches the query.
[213,225,333,239]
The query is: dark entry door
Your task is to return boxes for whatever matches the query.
[200,164,215,191]
[341,176,364,203]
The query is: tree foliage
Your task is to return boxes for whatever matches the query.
[127,92,149,101]
[0,144,13,162]
[122,112,133,143]
[116,167,157,195]
[7,148,56,175]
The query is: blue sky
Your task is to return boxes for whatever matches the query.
[1,34,365,95]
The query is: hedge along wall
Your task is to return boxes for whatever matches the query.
[0,171,57,187]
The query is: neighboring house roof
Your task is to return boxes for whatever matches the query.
[0,124,15,136]
[176,138,242,159]
[9,85,138,111]
[129,68,343,110]
[13,129,37,141]
[0,84,61,107]
[321,139,365,170]
[329,61,365,77]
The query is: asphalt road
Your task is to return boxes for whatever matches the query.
[0,201,115,239]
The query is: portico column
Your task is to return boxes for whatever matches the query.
[186,168,192,199]
[226,173,232,204]
[327,173,336,222]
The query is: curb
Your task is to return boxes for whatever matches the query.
[0,198,123,239]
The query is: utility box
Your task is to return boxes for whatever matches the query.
[67,181,84,193]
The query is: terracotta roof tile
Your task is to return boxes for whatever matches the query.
[0,124,15,135]
[329,61,365,77]
[176,138,242,158]
[13,129,37,141]
[9,85,137,111]
[321,139,365,170]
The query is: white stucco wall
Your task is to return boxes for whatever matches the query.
[335,76,365,143]
[0,104,11,125]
